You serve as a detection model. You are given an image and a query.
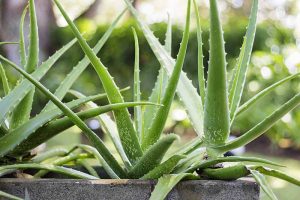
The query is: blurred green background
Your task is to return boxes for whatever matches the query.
[1,0,300,198]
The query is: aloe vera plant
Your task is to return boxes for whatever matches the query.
[1,0,300,199]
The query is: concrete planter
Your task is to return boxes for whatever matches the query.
[0,178,259,200]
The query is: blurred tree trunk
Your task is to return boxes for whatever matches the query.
[0,0,55,64]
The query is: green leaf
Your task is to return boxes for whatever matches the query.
[124,0,204,138]
[193,0,205,105]
[76,159,100,178]
[41,9,126,113]
[252,166,300,187]
[132,28,142,139]
[142,155,185,179]
[141,0,191,150]
[0,62,10,95]
[33,153,92,178]
[31,148,68,162]
[229,0,258,122]
[0,191,23,200]
[0,56,126,178]
[19,5,28,67]
[149,173,192,200]
[76,144,119,178]
[236,72,300,117]
[250,169,278,200]
[201,164,250,180]
[68,90,131,169]
[129,134,179,178]
[215,92,300,153]
[0,38,76,125]
[186,156,283,173]
[0,163,98,179]
[204,0,230,147]
[53,0,142,164]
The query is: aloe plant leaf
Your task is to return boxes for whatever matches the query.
[216,92,300,153]
[236,72,300,117]
[204,0,230,148]
[193,0,205,104]
[11,101,152,156]
[132,28,142,139]
[142,155,185,180]
[19,5,28,67]
[201,164,250,180]
[251,166,300,187]
[53,0,142,164]
[76,144,119,179]
[0,62,10,95]
[0,163,98,179]
[129,134,179,178]
[42,9,126,113]
[31,148,69,163]
[10,0,39,129]
[0,191,23,200]
[173,136,203,156]
[0,38,76,125]
[173,148,206,173]
[124,0,204,137]
[250,169,278,200]
[186,156,283,173]
[34,152,92,178]
[0,56,126,178]
[149,173,193,200]
[76,159,100,178]
[229,0,258,122]
[68,90,131,169]
[0,42,19,46]
[141,17,172,143]
[141,0,191,150]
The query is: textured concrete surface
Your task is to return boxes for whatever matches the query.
[0,178,259,200]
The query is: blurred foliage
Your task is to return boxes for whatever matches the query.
[1,16,298,149]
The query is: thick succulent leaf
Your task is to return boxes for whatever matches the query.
[11,101,151,156]
[76,159,100,178]
[0,191,22,200]
[201,164,250,180]
[132,28,142,139]
[68,90,131,169]
[42,9,126,113]
[53,0,142,164]
[31,148,68,162]
[11,0,39,129]
[34,153,92,178]
[19,5,28,67]
[173,136,203,156]
[124,0,204,137]
[204,0,230,147]
[186,156,283,173]
[149,173,193,200]
[141,18,171,143]
[4,93,103,155]
[252,166,300,187]
[76,144,119,178]
[216,92,300,153]
[0,38,76,125]
[250,169,278,200]
[0,42,19,46]
[236,72,300,117]
[0,57,126,178]
[229,0,258,122]
[0,62,10,95]
[142,0,191,150]
[129,134,179,178]
[0,163,98,179]
[173,149,205,173]
[193,0,205,104]
[142,155,185,179]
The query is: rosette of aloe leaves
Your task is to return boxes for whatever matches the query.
[124,0,300,199]
[1,0,300,200]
